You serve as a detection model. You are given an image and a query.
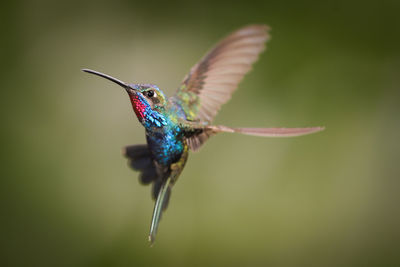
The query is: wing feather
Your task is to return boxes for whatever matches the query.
[171,25,270,123]
[214,126,325,137]
[185,126,324,152]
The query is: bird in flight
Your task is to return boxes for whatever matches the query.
[83,24,324,245]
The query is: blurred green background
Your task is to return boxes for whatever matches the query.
[1,0,399,266]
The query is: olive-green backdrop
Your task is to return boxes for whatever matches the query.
[1,0,399,266]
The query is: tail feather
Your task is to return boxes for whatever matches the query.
[124,144,175,245]
[149,177,172,245]
[148,146,188,245]
[152,179,171,208]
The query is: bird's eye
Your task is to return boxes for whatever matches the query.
[146,90,155,98]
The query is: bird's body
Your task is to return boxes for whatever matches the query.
[83,25,324,244]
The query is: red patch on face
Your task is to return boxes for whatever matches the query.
[129,94,146,121]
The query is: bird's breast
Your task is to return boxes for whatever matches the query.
[146,127,185,167]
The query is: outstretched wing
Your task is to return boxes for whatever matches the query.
[211,126,325,137]
[171,25,270,122]
[124,144,173,204]
[185,125,325,151]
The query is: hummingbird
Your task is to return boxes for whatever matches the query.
[83,25,324,244]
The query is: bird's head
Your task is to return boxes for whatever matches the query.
[83,69,167,128]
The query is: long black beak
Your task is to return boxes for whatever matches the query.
[82,68,129,89]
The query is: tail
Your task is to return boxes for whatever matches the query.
[149,176,171,245]
[148,145,188,245]
[124,144,172,245]
[124,144,188,245]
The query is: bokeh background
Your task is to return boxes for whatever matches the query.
[2,0,399,266]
